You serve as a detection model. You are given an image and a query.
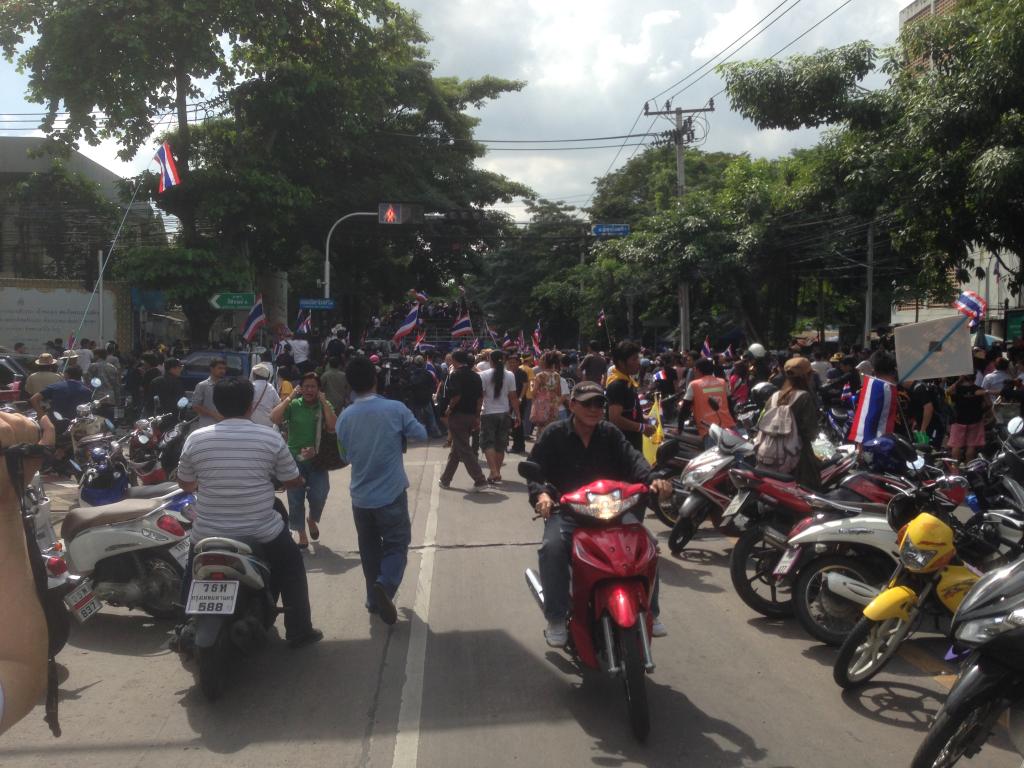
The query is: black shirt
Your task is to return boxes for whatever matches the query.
[605,378,643,450]
[514,367,528,399]
[526,418,653,503]
[653,367,677,398]
[446,366,484,415]
[952,380,984,424]
[150,374,186,415]
[579,354,607,383]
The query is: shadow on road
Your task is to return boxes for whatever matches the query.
[303,544,359,575]
[669,546,729,568]
[69,610,175,657]
[658,557,724,594]
[841,682,944,732]
[745,616,807,642]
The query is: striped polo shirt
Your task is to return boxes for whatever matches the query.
[177,419,300,543]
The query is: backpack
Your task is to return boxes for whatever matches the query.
[754,391,804,474]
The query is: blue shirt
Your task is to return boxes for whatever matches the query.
[336,394,427,508]
[41,379,92,419]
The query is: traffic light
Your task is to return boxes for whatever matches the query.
[378,203,424,225]
[444,208,486,223]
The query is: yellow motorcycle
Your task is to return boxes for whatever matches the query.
[833,479,1005,690]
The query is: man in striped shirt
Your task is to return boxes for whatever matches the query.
[176,378,322,649]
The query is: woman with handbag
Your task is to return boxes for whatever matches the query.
[270,372,338,548]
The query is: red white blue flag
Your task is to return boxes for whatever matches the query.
[451,313,474,338]
[955,290,987,321]
[702,337,712,358]
[393,304,420,344]
[502,330,517,350]
[482,318,500,348]
[155,142,181,194]
[654,369,667,382]
[296,310,312,335]
[518,330,526,353]
[532,321,542,357]
[414,329,427,349]
[410,289,429,304]
[242,294,267,342]
[848,375,897,444]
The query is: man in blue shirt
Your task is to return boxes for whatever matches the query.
[337,356,427,625]
[30,365,92,420]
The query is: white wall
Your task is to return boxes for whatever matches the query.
[0,284,118,354]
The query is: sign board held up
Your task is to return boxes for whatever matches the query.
[895,316,973,383]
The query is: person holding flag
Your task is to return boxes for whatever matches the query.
[848,351,900,446]
[393,304,420,345]
[532,322,543,358]
[605,341,651,451]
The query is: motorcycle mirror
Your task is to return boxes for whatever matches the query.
[176,397,189,409]
[1009,416,1024,436]
[907,456,926,472]
[90,377,102,388]
[517,461,544,483]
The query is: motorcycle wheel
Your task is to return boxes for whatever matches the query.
[730,526,792,618]
[198,626,229,701]
[910,700,999,768]
[651,494,683,528]
[617,624,650,742]
[794,556,884,647]
[139,551,183,620]
[833,614,913,689]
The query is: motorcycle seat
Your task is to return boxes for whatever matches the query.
[62,498,165,541]
[752,466,796,482]
[126,481,180,499]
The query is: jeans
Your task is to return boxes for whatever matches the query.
[441,412,486,486]
[539,513,660,622]
[413,403,443,438]
[353,491,412,610]
[521,399,533,438]
[287,461,330,530]
[179,526,314,640]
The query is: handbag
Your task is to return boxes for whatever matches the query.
[311,404,347,471]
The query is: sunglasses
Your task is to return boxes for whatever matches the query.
[574,398,607,410]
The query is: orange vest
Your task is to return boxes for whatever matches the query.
[690,376,736,436]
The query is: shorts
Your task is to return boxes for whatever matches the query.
[948,421,984,449]
[480,413,512,452]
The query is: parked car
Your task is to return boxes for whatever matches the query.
[179,350,262,392]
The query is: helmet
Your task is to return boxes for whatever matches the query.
[861,433,918,474]
[749,381,778,409]
[747,343,767,359]
[370,354,380,364]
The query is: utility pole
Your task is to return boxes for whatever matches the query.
[864,221,874,347]
[644,100,715,352]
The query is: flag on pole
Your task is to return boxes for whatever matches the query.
[393,304,420,344]
[242,294,267,342]
[848,375,898,444]
[155,142,182,194]
[502,330,517,350]
[296,310,312,335]
[518,330,526,354]
[702,336,712,358]
[413,328,427,349]
[482,318,500,348]
[642,395,664,465]
[955,290,988,321]
[532,321,542,357]
[470,337,480,352]
[410,289,429,304]
[451,313,474,338]
[597,309,606,328]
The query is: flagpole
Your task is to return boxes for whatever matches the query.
[604,319,613,350]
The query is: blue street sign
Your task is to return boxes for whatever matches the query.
[299,298,336,310]
[591,223,631,237]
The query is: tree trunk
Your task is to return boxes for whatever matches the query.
[182,297,218,347]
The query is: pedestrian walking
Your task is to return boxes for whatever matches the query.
[320,356,351,412]
[530,351,565,438]
[270,372,338,548]
[439,350,488,491]
[337,357,427,625]
[249,362,282,428]
[479,350,521,484]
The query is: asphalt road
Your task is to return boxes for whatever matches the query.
[2,442,1020,767]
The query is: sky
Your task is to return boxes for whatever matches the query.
[0,0,911,220]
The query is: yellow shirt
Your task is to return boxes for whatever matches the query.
[279,379,294,398]
[520,364,535,399]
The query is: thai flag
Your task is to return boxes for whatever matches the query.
[518,330,526,353]
[848,375,897,444]
[155,142,181,194]
[242,294,267,342]
[955,290,988,321]
[532,321,542,356]
[296,310,312,335]
[411,289,429,304]
[654,369,666,382]
[471,337,480,352]
[597,309,606,328]
[451,313,474,338]
[702,337,712,358]
[393,304,419,344]
[502,330,517,350]
[413,329,427,349]
[841,381,853,403]
[483,319,500,347]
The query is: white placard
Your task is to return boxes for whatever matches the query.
[895,316,974,382]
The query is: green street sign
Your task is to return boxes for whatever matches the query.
[209,292,255,310]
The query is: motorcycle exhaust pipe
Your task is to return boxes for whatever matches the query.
[524,569,545,611]
[637,612,656,672]
[762,526,791,550]
[824,572,880,606]
[601,615,620,675]
[94,581,143,606]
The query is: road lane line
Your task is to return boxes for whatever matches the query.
[391,463,441,768]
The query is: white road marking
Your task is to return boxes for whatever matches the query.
[391,463,441,768]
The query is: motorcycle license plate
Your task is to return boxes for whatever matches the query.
[64,579,102,623]
[722,491,750,521]
[773,547,801,576]
[170,539,191,567]
[186,580,239,615]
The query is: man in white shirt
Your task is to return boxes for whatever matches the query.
[175,378,321,650]
[982,357,1013,395]
[249,362,281,428]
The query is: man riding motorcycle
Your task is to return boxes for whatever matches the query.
[527,381,672,646]
[173,378,322,650]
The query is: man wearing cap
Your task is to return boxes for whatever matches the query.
[24,354,61,397]
[527,381,673,646]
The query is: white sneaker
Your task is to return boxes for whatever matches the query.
[544,620,568,647]
[651,619,668,638]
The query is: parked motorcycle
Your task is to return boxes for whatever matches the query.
[61,494,191,621]
[910,557,1024,767]
[128,396,194,484]
[519,461,658,741]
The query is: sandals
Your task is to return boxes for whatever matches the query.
[307,518,320,541]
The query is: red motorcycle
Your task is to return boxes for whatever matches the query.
[519,462,657,742]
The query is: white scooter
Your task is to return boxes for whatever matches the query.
[61,494,191,622]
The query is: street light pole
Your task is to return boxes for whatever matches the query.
[324,212,377,299]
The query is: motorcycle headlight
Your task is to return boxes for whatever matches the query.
[682,455,729,487]
[955,610,1024,646]
[899,538,938,571]
[569,490,641,521]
